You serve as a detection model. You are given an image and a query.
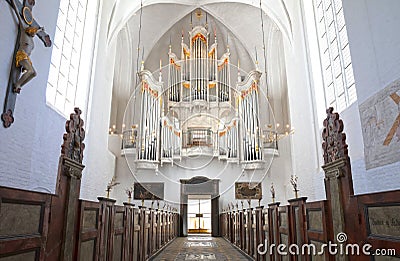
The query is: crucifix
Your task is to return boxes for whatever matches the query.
[1,0,52,128]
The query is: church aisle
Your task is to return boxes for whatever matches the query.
[150,236,252,261]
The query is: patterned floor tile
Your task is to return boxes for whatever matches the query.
[183,242,217,247]
[150,237,252,261]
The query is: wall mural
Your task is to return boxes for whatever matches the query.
[359,79,400,169]
[235,182,262,199]
[133,182,164,200]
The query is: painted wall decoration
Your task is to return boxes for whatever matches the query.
[133,182,164,200]
[235,182,262,199]
[359,79,400,169]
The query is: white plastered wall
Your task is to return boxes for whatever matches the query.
[282,0,400,203]
[80,0,120,201]
[339,0,400,194]
[280,0,325,202]
[0,0,64,193]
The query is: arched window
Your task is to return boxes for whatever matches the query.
[305,0,357,112]
[46,0,97,117]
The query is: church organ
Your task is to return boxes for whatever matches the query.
[136,70,162,168]
[238,71,262,163]
[128,25,272,170]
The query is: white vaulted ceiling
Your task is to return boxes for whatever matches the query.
[109,0,293,130]
[107,0,293,46]
[106,0,292,72]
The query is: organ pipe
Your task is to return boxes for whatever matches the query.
[137,70,162,162]
[136,25,265,169]
[237,71,262,162]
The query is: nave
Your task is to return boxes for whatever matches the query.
[151,236,251,261]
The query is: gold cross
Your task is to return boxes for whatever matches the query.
[383,92,400,146]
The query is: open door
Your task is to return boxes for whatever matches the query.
[187,196,212,234]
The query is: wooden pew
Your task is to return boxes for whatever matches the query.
[305,200,333,260]
[254,206,265,261]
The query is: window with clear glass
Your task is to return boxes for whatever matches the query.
[313,0,357,111]
[46,0,88,117]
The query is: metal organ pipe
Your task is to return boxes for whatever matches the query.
[150,91,153,160]
[174,66,179,102]
[155,97,159,160]
[242,100,247,161]
[228,128,232,158]
[147,93,151,160]
[220,66,223,101]
[256,90,261,160]
[139,82,145,159]
[249,91,254,160]
[194,39,197,100]
[225,65,228,100]
[198,40,200,100]
[227,58,231,102]
[247,93,252,161]
[197,39,199,100]
[198,39,200,100]
[241,97,247,161]
[219,66,221,101]
[174,66,176,101]
[234,126,237,158]
[198,39,201,100]
[202,46,204,100]
[205,44,208,101]
[177,65,180,101]
[146,91,150,160]
[200,40,202,100]
[136,26,264,168]
[144,89,149,160]
[142,90,148,159]
[222,66,225,101]
[247,96,251,161]
[170,65,173,101]
[214,51,218,103]
[150,92,154,160]
[252,91,257,160]
[253,90,259,160]
[252,91,256,160]
[153,96,157,160]
[224,65,227,100]
[170,61,172,101]
[201,40,203,100]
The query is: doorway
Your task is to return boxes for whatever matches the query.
[180,176,220,237]
[187,195,212,234]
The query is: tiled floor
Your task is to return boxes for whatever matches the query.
[151,236,252,261]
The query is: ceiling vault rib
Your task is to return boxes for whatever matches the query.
[107,1,293,47]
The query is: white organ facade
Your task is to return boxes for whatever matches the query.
[122,25,277,171]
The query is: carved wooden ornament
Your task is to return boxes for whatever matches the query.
[61,107,85,163]
[322,107,348,164]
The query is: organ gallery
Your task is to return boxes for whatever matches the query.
[123,24,276,170]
